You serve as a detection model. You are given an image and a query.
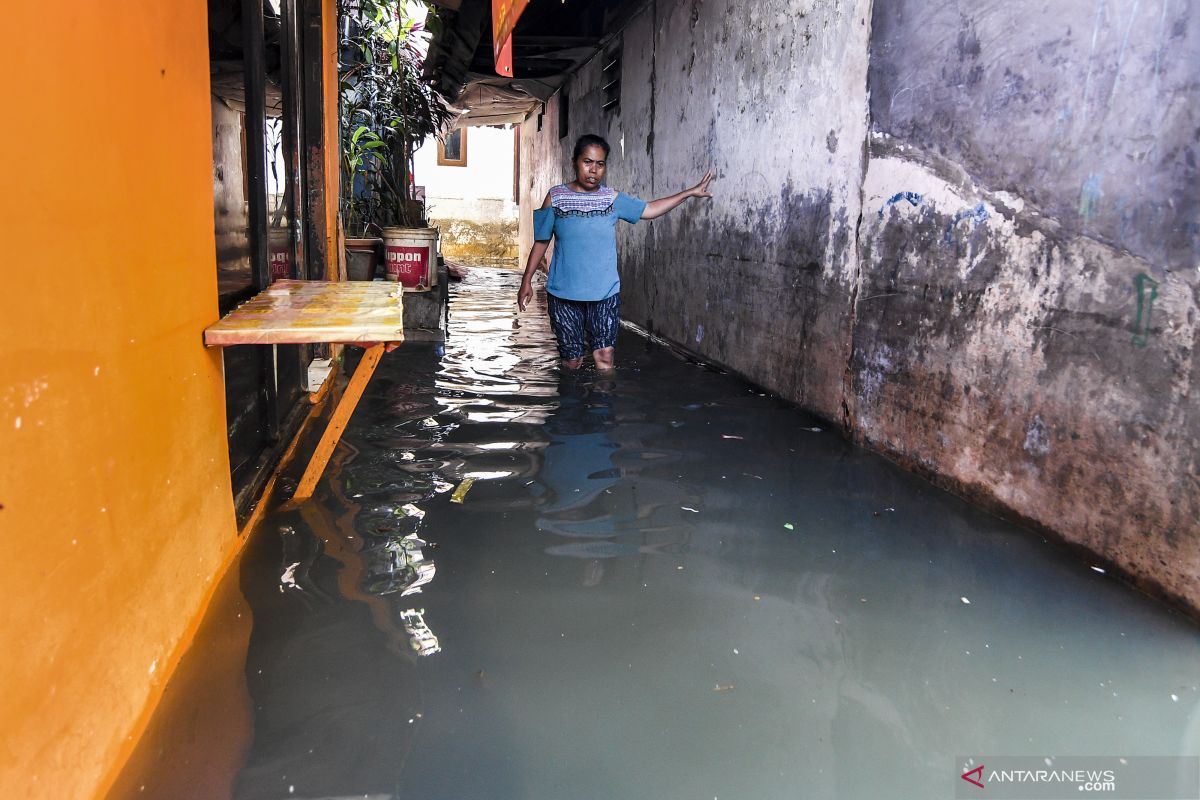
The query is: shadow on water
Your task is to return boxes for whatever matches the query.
[119,267,1200,800]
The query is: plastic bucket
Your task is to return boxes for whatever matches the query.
[268,228,292,281]
[381,227,439,290]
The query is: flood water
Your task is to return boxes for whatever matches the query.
[225,267,1198,799]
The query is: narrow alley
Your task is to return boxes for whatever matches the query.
[5,0,1198,796]
[200,267,1199,799]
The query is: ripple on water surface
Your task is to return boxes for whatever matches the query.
[232,267,1200,800]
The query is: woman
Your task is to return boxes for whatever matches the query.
[517,133,713,371]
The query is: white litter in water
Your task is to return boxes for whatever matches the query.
[1090,566,1106,573]
[733,648,739,655]
[1171,694,1179,702]
[280,562,302,590]
[961,597,971,604]
[681,506,699,513]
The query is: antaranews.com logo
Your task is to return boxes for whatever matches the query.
[955,756,1198,799]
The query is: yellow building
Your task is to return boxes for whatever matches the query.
[0,1,342,796]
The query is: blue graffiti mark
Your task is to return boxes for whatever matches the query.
[1079,172,1103,225]
[878,191,923,219]
[943,203,990,244]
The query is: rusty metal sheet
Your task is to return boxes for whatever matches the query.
[204,280,404,346]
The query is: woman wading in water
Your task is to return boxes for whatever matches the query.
[517,134,713,371]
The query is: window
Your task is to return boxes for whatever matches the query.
[558,92,570,139]
[437,128,467,166]
[601,44,621,114]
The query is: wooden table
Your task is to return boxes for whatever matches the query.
[205,280,403,501]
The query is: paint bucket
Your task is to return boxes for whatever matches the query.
[268,228,292,281]
[381,227,439,290]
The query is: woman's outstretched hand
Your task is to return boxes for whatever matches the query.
[517,279,534,312]
[641,171,716,220]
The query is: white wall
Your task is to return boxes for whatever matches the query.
[414,125,518,223]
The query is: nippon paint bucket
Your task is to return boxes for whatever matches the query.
[268,228,292,281]
[381,227,438,290]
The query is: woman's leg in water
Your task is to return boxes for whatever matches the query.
[592,347,614,371]
[546,294,587,369]
[587,293,621,372]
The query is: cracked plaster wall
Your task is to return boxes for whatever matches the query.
[520,0,1200,613]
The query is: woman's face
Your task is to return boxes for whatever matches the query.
[573,145,607,190]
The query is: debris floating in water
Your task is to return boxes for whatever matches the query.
[783,523,794,530]
[713,683,735,693]
[961,597,971,604]
[450,478,475,504]
[681,506,699,513]
[399,503,425,519]
[802,426,822,432]
[720,434,744,440]
[1090,565,1106,574]
[280,562,302,592]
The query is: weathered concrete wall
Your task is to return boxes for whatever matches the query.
[523,0,873,421]
[855,0,1200,611]
[520,0,1200,612]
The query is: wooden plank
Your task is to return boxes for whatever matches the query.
[300,0,329,278]
[292,344,385,500]
[204,280,405,346]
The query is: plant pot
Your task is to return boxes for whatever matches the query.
[345,237,383,281]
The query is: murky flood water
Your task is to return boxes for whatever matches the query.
[230,267,1199,800]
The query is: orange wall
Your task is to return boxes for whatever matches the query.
[0,3,239,798]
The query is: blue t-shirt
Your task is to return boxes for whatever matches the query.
[533,184,647,301]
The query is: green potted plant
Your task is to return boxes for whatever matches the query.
[339,0,453,284]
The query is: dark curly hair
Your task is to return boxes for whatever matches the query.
[572,134,610,160]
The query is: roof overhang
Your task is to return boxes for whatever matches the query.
[425,0,646,128]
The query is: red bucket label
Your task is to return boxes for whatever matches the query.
[385,245,429,286]
[269,248,290,280]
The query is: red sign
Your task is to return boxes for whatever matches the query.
[385,245,430,287]
[492,0,529,76]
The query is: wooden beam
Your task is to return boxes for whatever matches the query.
[300,0,330,279]
[292,344,385,501]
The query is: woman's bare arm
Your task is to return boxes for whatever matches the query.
[518,193,554,311]
[641,171,714,220]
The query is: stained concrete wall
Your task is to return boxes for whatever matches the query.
[521,0,1200,612]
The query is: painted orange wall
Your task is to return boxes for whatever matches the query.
[0,3,239,798]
